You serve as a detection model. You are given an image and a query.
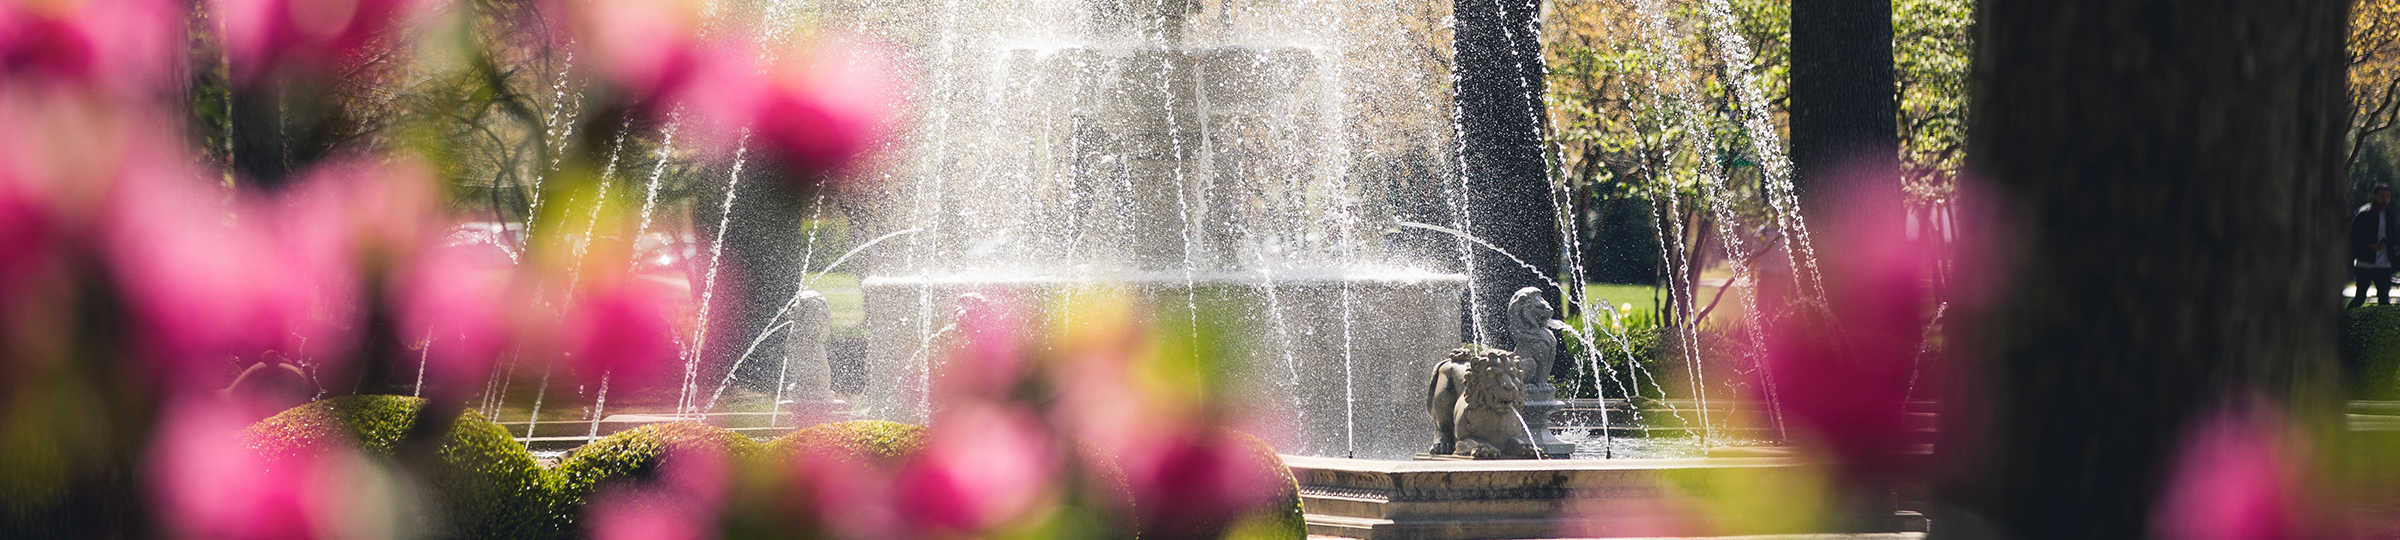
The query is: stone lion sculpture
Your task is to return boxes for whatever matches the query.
[1424,346,1535,459]
[1508,287,1561,385]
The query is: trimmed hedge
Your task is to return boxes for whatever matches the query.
[2347,306,2400,398]
[1229,431,1308,540]
[550,422,763,511]
[762,420,925,465]
[243,395,558,538]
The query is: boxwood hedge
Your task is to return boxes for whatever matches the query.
[243,395,560,538]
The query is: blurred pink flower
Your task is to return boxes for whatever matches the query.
[589,444,731,540]
[150,399,344,540]
[556,273,684,389]
[1757,177,1937,479]
[1558,485,1711,538]
[0,0,178,94]
[217,0,423,83]
[1120,427,1281,538]
[568,0,727,113]
[780,450,899,538]
[271,160,442,266]
[588,490,710,540]
[104,164,347,385]
[394,243,518,398]
[734,42,899,183]
[2153,408,2314,540]
[895,405,1060,534]
[568,0,899,187]
[931,291,1034,404]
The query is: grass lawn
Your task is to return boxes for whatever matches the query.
[809,272,866,331]
[1579,281,1747,327]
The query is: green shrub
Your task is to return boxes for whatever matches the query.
[1555,309,1665,401]
[1226,431,1307,540]
[550,422,763,512]
[762,420,925,465]
[2345,306,2400,398]
[243,395,558,538]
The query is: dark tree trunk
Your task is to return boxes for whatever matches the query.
[229,85,293,187]
[1940,1,2349,537]
[1454,0,1559,347]
[1788,0,1900,315]
[692,159,814,398]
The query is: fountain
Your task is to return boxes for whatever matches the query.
[851,0,1468,459]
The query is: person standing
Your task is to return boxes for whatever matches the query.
[2351,183,2397,308]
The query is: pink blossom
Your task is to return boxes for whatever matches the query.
[894,405,1059,533]
[2153,408,2317,540]
[556,273,685,389]
[104,164,342,385]
[588,444,731,540]
[567,0,725,112]
[1119,427,1282,538]
[150,400,346,540]
[931,291,1034,404]
[737,42,900,183]
[0,0,178,94]
[217,0,423,83]
[394,243,518,398]
[780,450,899,538]
[1756,176,1938,479]
[588,489,710,540]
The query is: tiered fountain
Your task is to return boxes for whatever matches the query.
[853,0,1466,460]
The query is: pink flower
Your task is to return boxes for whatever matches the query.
[588,444,731,540]
[567,0,725,112]
[217,0,423,83]
[394,243,518,398]
[2153,408,2314,540]
[1756,176,1941,480]
[556,273,684,389]
[894,405,1059,534]
[735,42,899,183]
[150,400,352,540]
[931,291,1034,404]
[1119,427,1282,538]
[779,451,899,538]
[588,490,710,540]
[0,0,178,94]
[104,165,343,385]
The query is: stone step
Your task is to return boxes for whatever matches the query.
[2353,401,2400,416]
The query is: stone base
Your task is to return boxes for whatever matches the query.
[1287,455,1924,539]
[1519,385,1578,458]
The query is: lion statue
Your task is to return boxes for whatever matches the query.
[1507,287,1563,386]
[1424,346,1535,459]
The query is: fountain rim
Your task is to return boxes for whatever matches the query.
[860,268,1471,288]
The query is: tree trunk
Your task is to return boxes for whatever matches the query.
[691,159,815,399]
[1940,1,2349,537]
[1789,0,1900,316]
[1454,0,1560,347]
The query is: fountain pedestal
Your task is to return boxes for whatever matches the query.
[1518,384,1577,458]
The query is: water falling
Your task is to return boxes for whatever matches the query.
[678,132,753,416]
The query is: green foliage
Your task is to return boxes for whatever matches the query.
[549,422,763,513]
[1225,432,1307,540]
[2344,306,2400,398]
[1556,305,1666,400]
[762,420,925,464]
[1895,0,1974,200]
[243,395,559,538]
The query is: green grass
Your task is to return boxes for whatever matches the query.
[811,272,865,331]
[1579,281,1745,327]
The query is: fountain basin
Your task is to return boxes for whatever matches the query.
[1286,454,1927,539]
[858,269,1465,459]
